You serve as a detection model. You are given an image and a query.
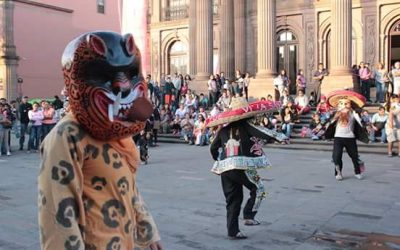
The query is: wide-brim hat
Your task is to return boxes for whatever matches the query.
[206,97,280,127]
[327,90,366,108]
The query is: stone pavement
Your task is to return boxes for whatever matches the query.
[0,140,399,250]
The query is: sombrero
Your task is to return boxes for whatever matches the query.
[327,90,366,108]
[205,97,280,127]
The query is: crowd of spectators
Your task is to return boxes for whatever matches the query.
[0,95,66,156]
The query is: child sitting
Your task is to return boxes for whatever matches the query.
[309,113,326,140]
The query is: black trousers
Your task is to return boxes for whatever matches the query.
[332,137,361,175]
[221,169,258,236]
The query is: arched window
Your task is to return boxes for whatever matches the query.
[389,19,400,68]
[276,30,299,94]
[168,41,188,74]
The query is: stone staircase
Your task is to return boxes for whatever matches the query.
[157,104,388,155]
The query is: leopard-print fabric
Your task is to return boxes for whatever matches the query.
[38,114,160,249]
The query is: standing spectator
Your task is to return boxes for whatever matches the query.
[373,62,389,103]
[352,64,361,93]
[159,73,167,105]
[18,96,32,151]
[236,73,245,97]
[207,74,218,107]
[163,76,175,106]
[359,62,372,102]
[52,95,64,110]
[386,94,400,156]
[296,69,306,93]
[389,61,400,96]
[370,106,388,143]
[274,69,289,100]
[0,104,12,156]
[173,73,183,104]
[159,108,171,134]
[243,72,251,101]
[152,106,161,146]
[146,74,154,102]
[313,63,329,103]
[27,102,44,153]
[41,101,57,139]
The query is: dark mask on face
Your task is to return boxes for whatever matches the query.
[62,31,153,140]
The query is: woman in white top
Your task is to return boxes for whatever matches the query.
[324,91,369,181]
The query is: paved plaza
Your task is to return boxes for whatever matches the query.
[0,142,399,250]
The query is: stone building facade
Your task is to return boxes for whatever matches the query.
[147,0,400,98]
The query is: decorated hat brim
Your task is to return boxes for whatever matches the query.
[327,90,366,108]
[206,101,280,127]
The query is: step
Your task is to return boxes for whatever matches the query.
[158,134,388,154]
[267,142,388,155]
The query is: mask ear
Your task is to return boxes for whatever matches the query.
[86,34,107,56]
[124,34,136,56]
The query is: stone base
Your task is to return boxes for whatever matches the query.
[320,75,355,96]
[248,77,276,101]
[190,79,209,96]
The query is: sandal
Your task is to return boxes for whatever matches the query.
[244,219,260,226]
[228,231,247,240]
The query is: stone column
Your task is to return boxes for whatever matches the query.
[256,0,276,78]
[195,0,213,80]
[330,0,352,75]
[234,0,246,74]
[219,0,234,79]
[188,0,196,75]
[0,0,19,100]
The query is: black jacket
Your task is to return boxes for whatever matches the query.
[210,120,283,161]
[324,111,369,143]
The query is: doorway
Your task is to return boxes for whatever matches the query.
[276,30,299,95]
[168,40,188,75]
[389,19,400,69]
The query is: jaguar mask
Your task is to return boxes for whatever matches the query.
[62,31,153,140]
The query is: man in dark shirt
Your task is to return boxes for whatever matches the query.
[313,63,329,103]
[18,96,32,150]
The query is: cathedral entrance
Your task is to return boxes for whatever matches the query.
[168,40,188,75]
[389,19,400,68]
[276,30,299,95]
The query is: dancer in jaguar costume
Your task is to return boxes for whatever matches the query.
[206,97,287,240]
[38,31,163,250]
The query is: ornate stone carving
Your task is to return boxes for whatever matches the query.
[365,15,376,65]
[151,40,158,78]
[306,22,315,86]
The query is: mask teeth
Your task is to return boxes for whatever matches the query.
[113,92,122,116]
[108,104,114,122]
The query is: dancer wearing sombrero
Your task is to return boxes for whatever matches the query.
[325,90,369,181]
[206,97,287,240]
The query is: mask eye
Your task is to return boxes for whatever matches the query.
[82,61,113,86]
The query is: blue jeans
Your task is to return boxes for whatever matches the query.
[282,123,293,138]
[361,80,370,101]
[375,81,385,103]
[19,123,29,149]
[42,123,55,140]
[370,128,387,143]
[28,125,42,150]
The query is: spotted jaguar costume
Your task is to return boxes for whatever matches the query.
[38,31,161,250]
